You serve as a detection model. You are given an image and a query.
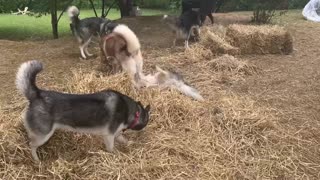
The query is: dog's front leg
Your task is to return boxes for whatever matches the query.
[103,135,115,152]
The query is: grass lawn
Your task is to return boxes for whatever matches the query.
[0,8,172,40]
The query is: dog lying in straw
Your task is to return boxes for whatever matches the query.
[99,22,204,101]
[16,60,151,161]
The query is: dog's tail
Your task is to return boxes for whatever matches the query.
[67,6,80,22]
[174,81,204,101]
[156,66,204,101]
[16,60,43,100]
[113,24,140,54]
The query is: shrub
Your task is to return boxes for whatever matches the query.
[250,0,287,24]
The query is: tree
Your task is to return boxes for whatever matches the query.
[118,0,133,17]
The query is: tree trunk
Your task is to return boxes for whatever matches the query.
[118,0,133,18]
[50,0,58,39]
[102,0,106,17]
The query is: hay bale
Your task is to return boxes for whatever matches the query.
[200,28,240,56]
[208,54,258,75]
[226,24,293,55]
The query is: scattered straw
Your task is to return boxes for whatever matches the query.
[200,28,240,56]
[208,54,259,75]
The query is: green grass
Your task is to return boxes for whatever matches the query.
[0,8,171,40]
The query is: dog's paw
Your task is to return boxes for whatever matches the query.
[79,57,87,60]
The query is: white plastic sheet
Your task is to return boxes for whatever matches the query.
[303,0,320,22]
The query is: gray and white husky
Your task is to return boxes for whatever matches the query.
[16,60,151,161]
[67,6,111,59]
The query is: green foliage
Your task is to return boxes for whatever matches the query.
[250,0,287,24]
[288,0,309,9]
[0,8,169,40]
[0,0,30,13]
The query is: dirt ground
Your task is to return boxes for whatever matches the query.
[1,12,320,179]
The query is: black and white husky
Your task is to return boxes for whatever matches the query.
[16,60,151,161]
[163,10,201,48]
[67,6,111,59]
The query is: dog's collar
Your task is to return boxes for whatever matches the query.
[129,111,140,129]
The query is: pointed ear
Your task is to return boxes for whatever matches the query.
[145,105,151,112]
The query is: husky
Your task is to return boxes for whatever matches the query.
[163,10,201,48]
[16,60,151,161]
[67,6,111,59]
[138,66,204,101]
[100,23,144,87]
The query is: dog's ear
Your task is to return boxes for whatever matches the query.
[145,105,151,112]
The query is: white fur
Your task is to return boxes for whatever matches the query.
[172,80,204,101]
[113,24,141,54]
[137,67,204,101]
[16,60,42,98]
[67,6,79,18]
[163,14,168,19]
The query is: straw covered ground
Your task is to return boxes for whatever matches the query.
[1,12,320,179]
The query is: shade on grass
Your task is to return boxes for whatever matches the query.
[0,8,171,40]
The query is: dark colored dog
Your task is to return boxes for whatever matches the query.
[182,0,216,25]
[163,10,201,48]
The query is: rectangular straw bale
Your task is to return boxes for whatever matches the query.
[226,24,293,55]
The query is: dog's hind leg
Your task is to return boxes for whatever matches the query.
[29,130,55,161]
[173,38,177,47]
[84,37,93,57]
[185,30,192,49]
[79,44,87,59]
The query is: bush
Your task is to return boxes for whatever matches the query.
[139,0,171,9]
[0,0,30,13]
[250,0,287,24]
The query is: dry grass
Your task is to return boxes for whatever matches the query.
[1,14,320,179]
[226,24,293,55]
[200,27,240,56]
[1,67,311,179]
[208,54,259,75]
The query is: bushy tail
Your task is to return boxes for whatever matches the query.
[156,66,204,101]
[67,6,80,21]
[113,24,141,54]
[174,82,204,101]
[16,60,43,100]
[170,78,204,101]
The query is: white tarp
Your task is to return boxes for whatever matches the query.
[303,0,320,22]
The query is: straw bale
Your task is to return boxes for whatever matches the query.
[226,24,293,55]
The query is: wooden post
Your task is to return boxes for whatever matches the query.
[118,0,133,18]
